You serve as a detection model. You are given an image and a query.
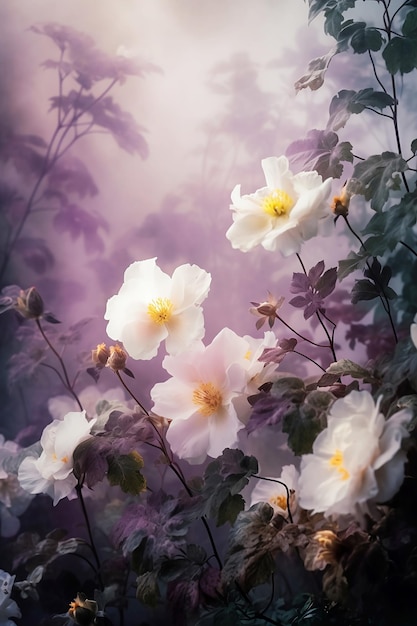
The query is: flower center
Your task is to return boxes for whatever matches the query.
[262,189,294,217]
[269,494,287,510]
[147,297,174,325]
[192,382,223,416]
[329,449,350,481]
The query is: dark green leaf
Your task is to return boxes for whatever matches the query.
[411,138,417,155]
[307,0,357,38]
[352,151,408,210]
[402,9,417,38]
[351,279,380,303]
[350,25,384,53]
[286,129,353,179]
[107,451,146,495]
[363,189,417,252]
[217,494,245,526]
[383,36,417,74]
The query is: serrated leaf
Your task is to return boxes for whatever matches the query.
[338,249,369,280]
[286,129,353,179]
[351,278,380,303]
[326,359,372,379]
[363,188,417,255]
[383,36,417,74]
[327,88,394,131]
[352,151,408,211]
[294,49,336,92]
[350,25,384,53]
[107,451,146,495]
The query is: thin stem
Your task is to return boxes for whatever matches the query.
[36,319,83,410]
[293,350,326,372]
[115,371,149,416]
[295,254,337,361]
[75,482,104,590]
[254,475,293,524]
[400,240,417,257]
[342,216,398,343]
[275,314,328,348]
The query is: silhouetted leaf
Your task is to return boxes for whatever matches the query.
[338,249,369,280]
[351,279,380,303]
[286,129,353,179]
[350,24,384,53]
[327,89,395,131]
[307,0,357,38]
[363,189,417,252]
[383,36,417,74]
[14,237,55,273]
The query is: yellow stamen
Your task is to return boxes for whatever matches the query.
[147,297,174,325]
[244,349,252,360]
[269,494,287,510]
[262,189,294,217]
[329,449,350,481]
[192,382,223,416]
[61,455,68,464]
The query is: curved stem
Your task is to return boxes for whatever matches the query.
[76,482,104,590]
[254,475,293,524]
[275,314,328,348]
[293,350,326,372]
[295,254,337,361]
[115,371,149,416]
[400,240,417,257]
[36,319,83,410]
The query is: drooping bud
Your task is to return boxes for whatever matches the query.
[249,292,284,330]
[15,286,44,319]
[91,343,110,368]
[106,344,128,372]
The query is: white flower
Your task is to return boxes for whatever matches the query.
[151,327,279,464]
[104,258,211,360]
[226,156,332,256]
[298,390,411,518]
[0,436,33,538]
[48,385,128,430]
[250,464,299,520]
[18,411,96,506]
[410,313,417,349]
[0,569,21,626]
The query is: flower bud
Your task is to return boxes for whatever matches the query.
[92,343,110,368]
[106,344,128,372]
[15,286,44,319]
[69,593,97,626]
[331,182,351,218]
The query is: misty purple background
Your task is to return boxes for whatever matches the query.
[1,0,409,442]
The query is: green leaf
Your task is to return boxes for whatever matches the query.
[383,36,417,74]
[307,0,357,38]
[402,9,417,38]
[363,189,417,251]
[217,494,245,526]
[286,129,353,179]
[327,89,394,131]
[107,451,146,495]
[338,249,369,280]
[282,390,331,455]
[350,24,384,53]
[352,151,408,211]
[325,359,373,379]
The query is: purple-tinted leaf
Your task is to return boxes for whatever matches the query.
[53,203,107,253]
[308,260,325,286]
[46,155,98,197]
[286,129,353,180]
[259,338,297,364]
[304,300,321,319]
[316,267,337,298]
[43,311,61,324]
[246,392,293,434]
[87,366,101,382]
[289,295,308,308]
[290,272,310,294]
[73,438,108,487]
[123,367,135,378]
[1,133,46,177]
[14,237,54,273]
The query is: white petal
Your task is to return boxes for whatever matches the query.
[261,156,290,189]
[226,213,273,252]
[165,306,206,355]
[170,263,211,309]
[166,413,211,464]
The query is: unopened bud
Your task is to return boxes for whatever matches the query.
[106,344,128,372]
[331,183,351,218]
[92,343,110,367]
[15,286,44,319]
